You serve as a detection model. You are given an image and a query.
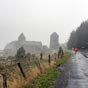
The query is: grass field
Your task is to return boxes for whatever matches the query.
[0,52,71,88]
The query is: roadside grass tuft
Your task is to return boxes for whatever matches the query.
[57,52,71,66]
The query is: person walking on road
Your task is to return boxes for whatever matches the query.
[74,48,78,54]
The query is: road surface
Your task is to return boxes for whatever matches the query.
[53,51,88,88]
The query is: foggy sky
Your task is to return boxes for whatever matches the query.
[0,0,88,49]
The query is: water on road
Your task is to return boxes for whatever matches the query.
[53,52,88,88]
[67,52,88,88]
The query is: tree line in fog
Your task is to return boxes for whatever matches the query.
[67,20,88,49]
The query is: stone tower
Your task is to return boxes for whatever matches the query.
[18,33,26,48]
[18,33,26,42]
[49,32,59,50]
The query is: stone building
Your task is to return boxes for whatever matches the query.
[49,32,59,50]
[4,33,43,55]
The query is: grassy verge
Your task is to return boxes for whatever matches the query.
[24,67,59,88]
[57,52,71,66]
[23,52,71,88]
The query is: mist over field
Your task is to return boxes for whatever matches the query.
[0,0,88,49]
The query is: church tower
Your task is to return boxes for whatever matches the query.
[18,33,26,42]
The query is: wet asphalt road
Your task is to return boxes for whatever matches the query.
[53,51,88,88]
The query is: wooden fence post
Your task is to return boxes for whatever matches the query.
[2,72,7,88]
[17,63,26,79]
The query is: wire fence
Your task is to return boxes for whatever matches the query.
[0,51,63,88]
